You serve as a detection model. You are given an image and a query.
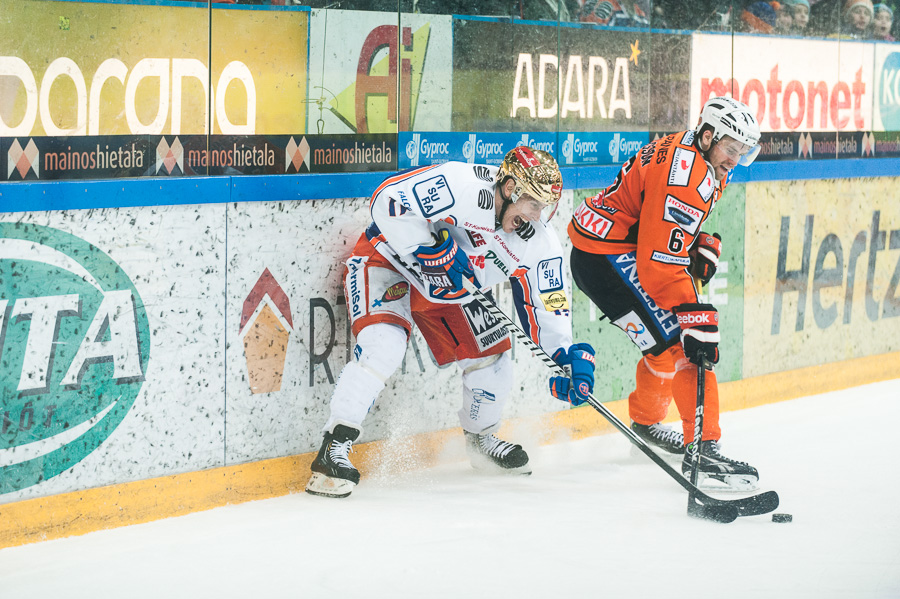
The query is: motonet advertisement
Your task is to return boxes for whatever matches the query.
[0,2,308,137]
[743,178,900,378]
[452,19,649,132]
[690,34,874,133]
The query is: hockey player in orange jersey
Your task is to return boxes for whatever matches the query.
[568,97,762,490]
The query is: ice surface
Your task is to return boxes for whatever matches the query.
[2,379,899,599]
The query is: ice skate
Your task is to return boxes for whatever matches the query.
[631,421,684,456]
[306,425,361,498]
[464,431,532,475]
[682,440,759,491]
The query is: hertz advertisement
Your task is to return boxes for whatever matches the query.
[743,177,900,377]
[0,1,308,138]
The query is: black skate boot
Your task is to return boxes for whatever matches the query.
[464,431,532,475]
[306,424,361,498]
[631,421,685,455]
[682,440,759,491]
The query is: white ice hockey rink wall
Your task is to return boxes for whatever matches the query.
[2,0,900,547]
[1,170,898,548]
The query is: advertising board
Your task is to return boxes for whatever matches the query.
[452,18,649,133]
[306,10,452,135]
[743,177,900,377]
[0,205,226,504]
[0,1,308,137]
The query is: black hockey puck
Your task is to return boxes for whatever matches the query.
[772,513,793,523]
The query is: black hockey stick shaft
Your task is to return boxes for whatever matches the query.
[460,279,778,521]
[686,359,707,519]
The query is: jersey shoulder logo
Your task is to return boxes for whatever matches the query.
[668,148,695,187]
[413,175,455,218]
[473,165,493,183]
[696,171,715,203]
[477,188,494,210]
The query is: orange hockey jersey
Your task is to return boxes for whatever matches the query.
[568,131,725,311]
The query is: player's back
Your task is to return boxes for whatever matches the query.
[568,131,720,256]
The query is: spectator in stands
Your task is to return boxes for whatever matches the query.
[577,0,651,27]
[772,1,795,32]
[649,2,671,28]
[873,3,896,39]
[513,0,581,21]
[414,0,511,16]
[840,0,874,36]
[741,1,777,32]
[650,0,730,31]
[785,0,811,33]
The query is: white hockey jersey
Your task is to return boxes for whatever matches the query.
[364,161,573,353]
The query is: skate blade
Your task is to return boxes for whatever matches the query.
[305,472,356,498]
[630,443,684,464]
[468,457,532,476]
[690,471,760,493]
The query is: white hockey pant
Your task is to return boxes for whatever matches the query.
[324,322,407,435]
[457,352,513,435]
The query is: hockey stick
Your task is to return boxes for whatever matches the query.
[686,359,707,519]
[461,278,779,522]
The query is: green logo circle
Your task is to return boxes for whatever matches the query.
[0,223,150,495]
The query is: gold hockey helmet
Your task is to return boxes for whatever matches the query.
[497,146,563,206]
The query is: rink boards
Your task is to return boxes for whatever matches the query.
[1,174,899,547]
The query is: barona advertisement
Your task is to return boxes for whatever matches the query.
[0,223,150,495]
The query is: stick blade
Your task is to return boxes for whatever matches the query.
[733,490,780,517]
[688,497,738,523]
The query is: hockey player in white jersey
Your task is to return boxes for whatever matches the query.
[306,147,596,498]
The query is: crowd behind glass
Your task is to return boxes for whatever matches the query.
[170,0,897,41]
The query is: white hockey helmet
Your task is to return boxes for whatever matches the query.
[696,96,762,166]
[497,146,563,206]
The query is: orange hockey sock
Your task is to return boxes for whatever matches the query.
[628,352,675,425]
[670,346,720,444]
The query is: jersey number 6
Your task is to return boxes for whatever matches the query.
[668,228,685,253]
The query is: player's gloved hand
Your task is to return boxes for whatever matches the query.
[549,343,596,406]
[688,232,722,286]
[413,229,480,295]
[673,303,719,367]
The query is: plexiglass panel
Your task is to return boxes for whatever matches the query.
[2,0,900,182]
[1,0,211,179]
